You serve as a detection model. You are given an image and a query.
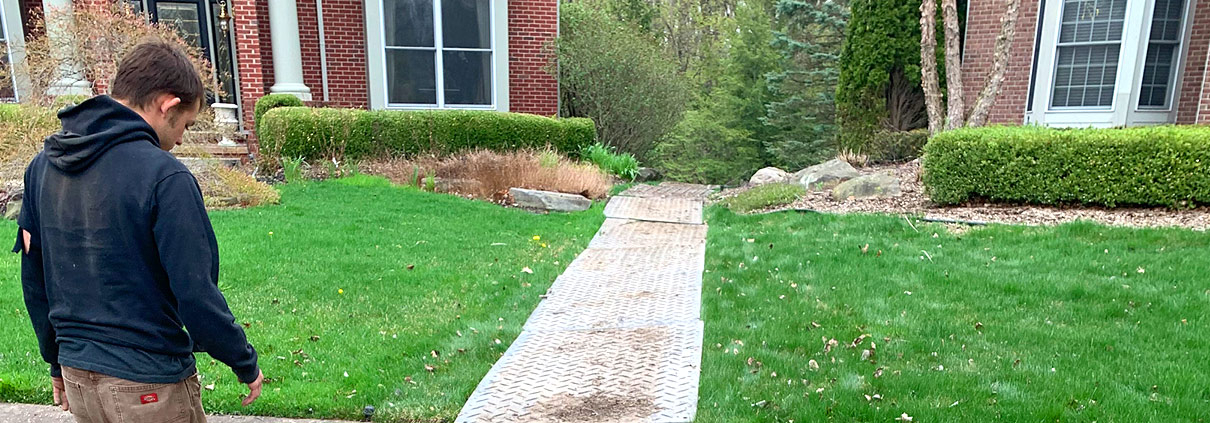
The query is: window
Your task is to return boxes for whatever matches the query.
[1138,0,1184,108]
[1051,0,1126,108]
[0,0,14,101]
[383,0,493,107]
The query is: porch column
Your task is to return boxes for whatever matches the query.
[42,0,91,96]
[267,0,311,101]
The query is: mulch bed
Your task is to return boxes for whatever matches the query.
[716,161,1210,231]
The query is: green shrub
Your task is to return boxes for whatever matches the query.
[582,143,639,180]
[653,110,762,185]
[723,183,806,213]
[254,94,305,136]
[555,2,689,158]
[923,126,1210,208]
[258,107,596,167]
[868,129,929,163]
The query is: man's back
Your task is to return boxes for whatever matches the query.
[20,95,259,386]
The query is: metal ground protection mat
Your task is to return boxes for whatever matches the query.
[589,219,708,250]
[618,183,716,200]
[603,197,704,225]
[456,187,707,423]
[454,322,704,423]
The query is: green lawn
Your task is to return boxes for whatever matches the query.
[0,175,605,421]
[698,208,1210,422]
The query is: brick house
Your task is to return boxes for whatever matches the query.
[0,0,560,146]
[964,0,1210,127]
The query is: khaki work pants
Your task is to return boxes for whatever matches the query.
[61,366,206,423]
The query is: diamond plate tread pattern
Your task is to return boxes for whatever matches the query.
[619,183,716,200]
[455,322,704,423]
[457,186,706,423]
[604,197,704,225]
[590,219,708,250]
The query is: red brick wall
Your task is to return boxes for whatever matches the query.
[232,0,267,143]
[508,0,559,116]
[1176,4,1210,124]
[295,0,367,109]
[961,0,1041,125]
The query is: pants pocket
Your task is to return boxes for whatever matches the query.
[62,378,94,423]
[109,381,189,423]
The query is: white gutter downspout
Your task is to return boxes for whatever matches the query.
[316,0,330,102]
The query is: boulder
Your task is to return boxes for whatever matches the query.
[749,167,791,186]
[832,173,902,200]
[509,188,592,212]
[794,159,860,191]
[3,199,20,220]
[636,167,662,182]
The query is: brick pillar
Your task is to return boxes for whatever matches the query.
[508,0,559,116]
[232,0,267,150]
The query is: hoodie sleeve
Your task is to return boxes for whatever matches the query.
[13,170,61,378]
[152,171,260,384]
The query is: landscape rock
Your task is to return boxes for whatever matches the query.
[636,167,662,182]
[509,188,591,212]
[434,177,484,194]
[4,199,20,220]
[832,173,902,200]
[749,167,791,186]
[795,159,860,191]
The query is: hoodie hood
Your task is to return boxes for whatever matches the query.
[45,95,160,173]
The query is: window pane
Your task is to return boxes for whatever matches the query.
[1139,44,1176,107]
[443,51,491,105]
[387,49,437,104]
[442,0,491,49]
[156,3,203,49]
[384,0,434,47]
[1053,45,1119,108]
[1059,0,1127,43]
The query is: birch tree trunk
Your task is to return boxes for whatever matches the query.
[920,0,944,135]
[941,0,965,129]
[967,0,1022,127]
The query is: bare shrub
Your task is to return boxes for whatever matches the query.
[367,150,611,202]
[8,3,230,138]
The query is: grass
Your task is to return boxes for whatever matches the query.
[697,208,1210,422]
[0,175,605,422]
[722,183,805,213]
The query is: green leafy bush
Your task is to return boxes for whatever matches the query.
[653,110,763,185]
[582,143,639,180]
[555,2,689,158]
[722,183,805,213]
[923,126,1210,207]
[868,129,929,163]
[254,94,305,136]
[258,107,596,167]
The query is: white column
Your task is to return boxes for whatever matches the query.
[268,0,311,101]
[42,0,91,96]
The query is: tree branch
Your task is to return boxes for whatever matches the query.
[967,0,1022,127]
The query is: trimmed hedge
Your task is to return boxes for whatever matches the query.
[923,126,1210,208]
[258,107,596,163]
[254,94,306,137]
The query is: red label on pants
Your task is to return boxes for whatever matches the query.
[140,393,158,404]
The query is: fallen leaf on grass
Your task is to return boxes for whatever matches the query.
[521,267,533,274]
[204,384,215,391]
[808,360,820,371]
[424,364,435,373]
[897,412,913,421]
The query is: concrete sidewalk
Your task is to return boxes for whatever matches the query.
[0,403,354,423]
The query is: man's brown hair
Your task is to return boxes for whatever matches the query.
[111,40,206,112]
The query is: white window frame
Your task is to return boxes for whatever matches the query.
[1027,0,1196,127]
[365,0,510,111]
[0,0,26,102]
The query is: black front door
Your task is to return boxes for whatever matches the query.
[135,0,238,104]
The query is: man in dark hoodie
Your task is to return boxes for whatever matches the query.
[15,40,262,422]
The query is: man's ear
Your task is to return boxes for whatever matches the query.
[158,94,183,115]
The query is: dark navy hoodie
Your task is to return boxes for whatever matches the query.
[16,95,260,384]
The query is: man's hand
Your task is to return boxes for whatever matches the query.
[242,370,264,407]
[52,377,68,411]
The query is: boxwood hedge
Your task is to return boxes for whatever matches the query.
[922,125,1210,208]
[258,107,596,164]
